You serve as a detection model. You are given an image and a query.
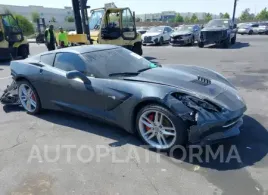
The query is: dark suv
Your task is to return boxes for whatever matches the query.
[198,19,237,48]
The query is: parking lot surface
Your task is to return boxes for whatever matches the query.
[0,35,268,195]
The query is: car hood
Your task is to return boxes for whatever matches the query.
[123,66,244,111]
[171,31,192,36]
[143,32,162,37]
[202,27,228,31]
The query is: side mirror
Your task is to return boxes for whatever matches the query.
[66,70,91,84]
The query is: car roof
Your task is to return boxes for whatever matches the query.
[40,44,120,56]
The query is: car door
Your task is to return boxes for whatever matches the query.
[163,27,171,41]
[52,52,113,118]
[252,24,259,33]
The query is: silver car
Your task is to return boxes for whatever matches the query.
[170,25,200,46]
[237,23,259,35]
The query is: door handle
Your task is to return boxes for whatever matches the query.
[39,69,43,74]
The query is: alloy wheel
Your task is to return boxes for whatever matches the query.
[19,84,37,113]
[138,110,177,149]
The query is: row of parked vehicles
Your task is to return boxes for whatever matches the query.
[138,19,238,48]
[237,22,268,35]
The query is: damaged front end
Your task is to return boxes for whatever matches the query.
[0,80,20,105]
[165,92,246,145]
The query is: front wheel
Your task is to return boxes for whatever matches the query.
[198,41,204,48]
[136,104,188,150]
[158,37,164,46]
[231,35,236,44]
[18,80,41,114]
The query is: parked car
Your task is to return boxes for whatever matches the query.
[137,27,149,35]
[141,26,173,46]
[170,24,200,46]
[1,45,247,150]
[237,23,259,35]
[257,22,268,35]
[198,19,237,48]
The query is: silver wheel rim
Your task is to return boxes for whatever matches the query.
[19,84,37,113]
[138,110,177,149]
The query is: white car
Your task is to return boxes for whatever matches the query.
[237,23,259,35]
[141,26,173,46]
[257,22,268,34]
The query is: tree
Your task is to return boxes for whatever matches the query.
[50,17,56,22]
[184,16,191,24]
[190,14,199,23]
[219,13,224,18]
[14,14,34,36]
[65,16,75,22]
[31,12,40,23]
[3,7,12,14]
[135,17,141,22]
[174,13,184,23]
[239,8,255,21]
[223,12,230,19]
[256,8,268,20]
[204,13,212,22]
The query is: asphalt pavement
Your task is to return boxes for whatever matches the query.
[0,35,268,195]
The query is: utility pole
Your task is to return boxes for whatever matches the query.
[232,0,238,23]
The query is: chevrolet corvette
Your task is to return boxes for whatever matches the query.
[1,45,247,150]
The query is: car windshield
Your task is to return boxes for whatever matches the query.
[82,48,158,77]
[206,20,229,28]
[148,26,164,32]
[176,25,193,31]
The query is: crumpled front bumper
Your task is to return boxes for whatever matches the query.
[165,94,246,146]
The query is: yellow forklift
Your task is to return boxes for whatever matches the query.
[0,13,29,60]
[69,0,143,55]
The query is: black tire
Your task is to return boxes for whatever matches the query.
[190,37,195,46]
[249,30,253,35]
[231,35,236,45]
[142,44,146,46]
[222,37,230,48]
[18,45,29,59]
[158,37,164,46]
[198,41,204,48]
[133,42,143,56]
[136,104,188,151]
[17,80,41,115]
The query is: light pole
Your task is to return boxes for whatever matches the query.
[232,0,238,23]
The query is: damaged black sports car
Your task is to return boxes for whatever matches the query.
[1,45,246,150]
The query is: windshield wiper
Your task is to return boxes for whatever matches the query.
[109,72,139,77]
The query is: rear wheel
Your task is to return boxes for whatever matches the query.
[136,104,188,151]
[18,80,41,114]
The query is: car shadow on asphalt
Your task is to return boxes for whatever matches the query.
[206,42,250,49]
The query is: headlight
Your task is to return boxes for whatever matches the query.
[172,93,221,112]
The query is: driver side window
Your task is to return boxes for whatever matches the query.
[54,53,92,76]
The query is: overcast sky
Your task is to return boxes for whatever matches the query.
[0,0,266,15]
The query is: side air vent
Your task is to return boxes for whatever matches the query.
[191,76,211,86]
